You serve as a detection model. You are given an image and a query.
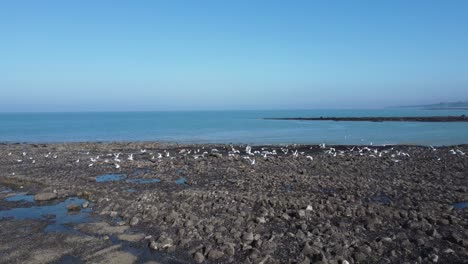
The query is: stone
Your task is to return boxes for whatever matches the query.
[208,249,224,260]
[34,192,57,201]
[256,217,266,224]
[82,201,90,208]
[67,204,81,212]
[297,210,306,218]
[193,252,205,263]
[129,216,139,226]
[242,232,254,243]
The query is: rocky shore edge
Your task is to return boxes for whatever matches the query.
[0,142,467,263]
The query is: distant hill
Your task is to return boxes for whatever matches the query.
[395,101,468,110]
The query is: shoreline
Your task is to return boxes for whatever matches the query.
[1,142,467,263]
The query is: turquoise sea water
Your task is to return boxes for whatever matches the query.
[0,109,467,145]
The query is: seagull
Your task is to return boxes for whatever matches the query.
[8,152,12,156]
[246,146,252,155]
[115,163,120,169]
[17,160,22,163]
[157,153,162,159]
[22,152,26,156]
[32,160,36,164]
[76,159,80,163]
[449,149,457,155]
[306,156,313,161]
[53,155,58,159]
[140,149,147,153]
[88,163,93,167]
[128,154,134,161]
[166,152,170,157]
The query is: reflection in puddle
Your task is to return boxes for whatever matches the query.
[5,193,35,203]
[96,174,127,182]
[0,197,92,232]
[453,201,468,209]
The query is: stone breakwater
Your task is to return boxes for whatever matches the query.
[0,142,467,263]
[263,115,468,122]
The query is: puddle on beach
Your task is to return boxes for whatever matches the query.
[50,255,83,264]
[175,178,188,185]
[0,197,92,232]
[96,173,160,184]
[126,179,161,184]
[5,193,35,203]
[96,174,128,182]
[453,201,468,209]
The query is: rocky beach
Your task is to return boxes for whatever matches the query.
[0,142,467,264]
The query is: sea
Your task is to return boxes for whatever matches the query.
[0,109,467,146]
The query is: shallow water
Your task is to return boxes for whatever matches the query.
[453,201,468,209]
[0,197,92,232]
[1,109,468,145]
[126,179,161,184]
[5,193,35,203]
[175,178,188,185]
[96,174,127,182]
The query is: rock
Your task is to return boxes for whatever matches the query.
[130,216,139,226]
[242,232,254,243]
[224,243,235,256]
[184,220,194,228]
[297,210,306,218]
[34,192,57,201]
[117,233,145,242]
[67,203,81,212]
[82,201,90,208]
[208,249,224,260]
[193,252,205,263]
[209,153,222,158]
[256,217,266,224]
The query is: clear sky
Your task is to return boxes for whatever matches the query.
[1,0,467,112]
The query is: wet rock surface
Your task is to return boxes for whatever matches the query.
[0,142,467,263]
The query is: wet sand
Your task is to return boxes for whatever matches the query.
[0,142,467,263]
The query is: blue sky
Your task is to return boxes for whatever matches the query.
[1,0,467,111]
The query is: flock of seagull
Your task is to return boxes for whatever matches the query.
[3,145,466,172]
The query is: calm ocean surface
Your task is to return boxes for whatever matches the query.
[1,109,467,146]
